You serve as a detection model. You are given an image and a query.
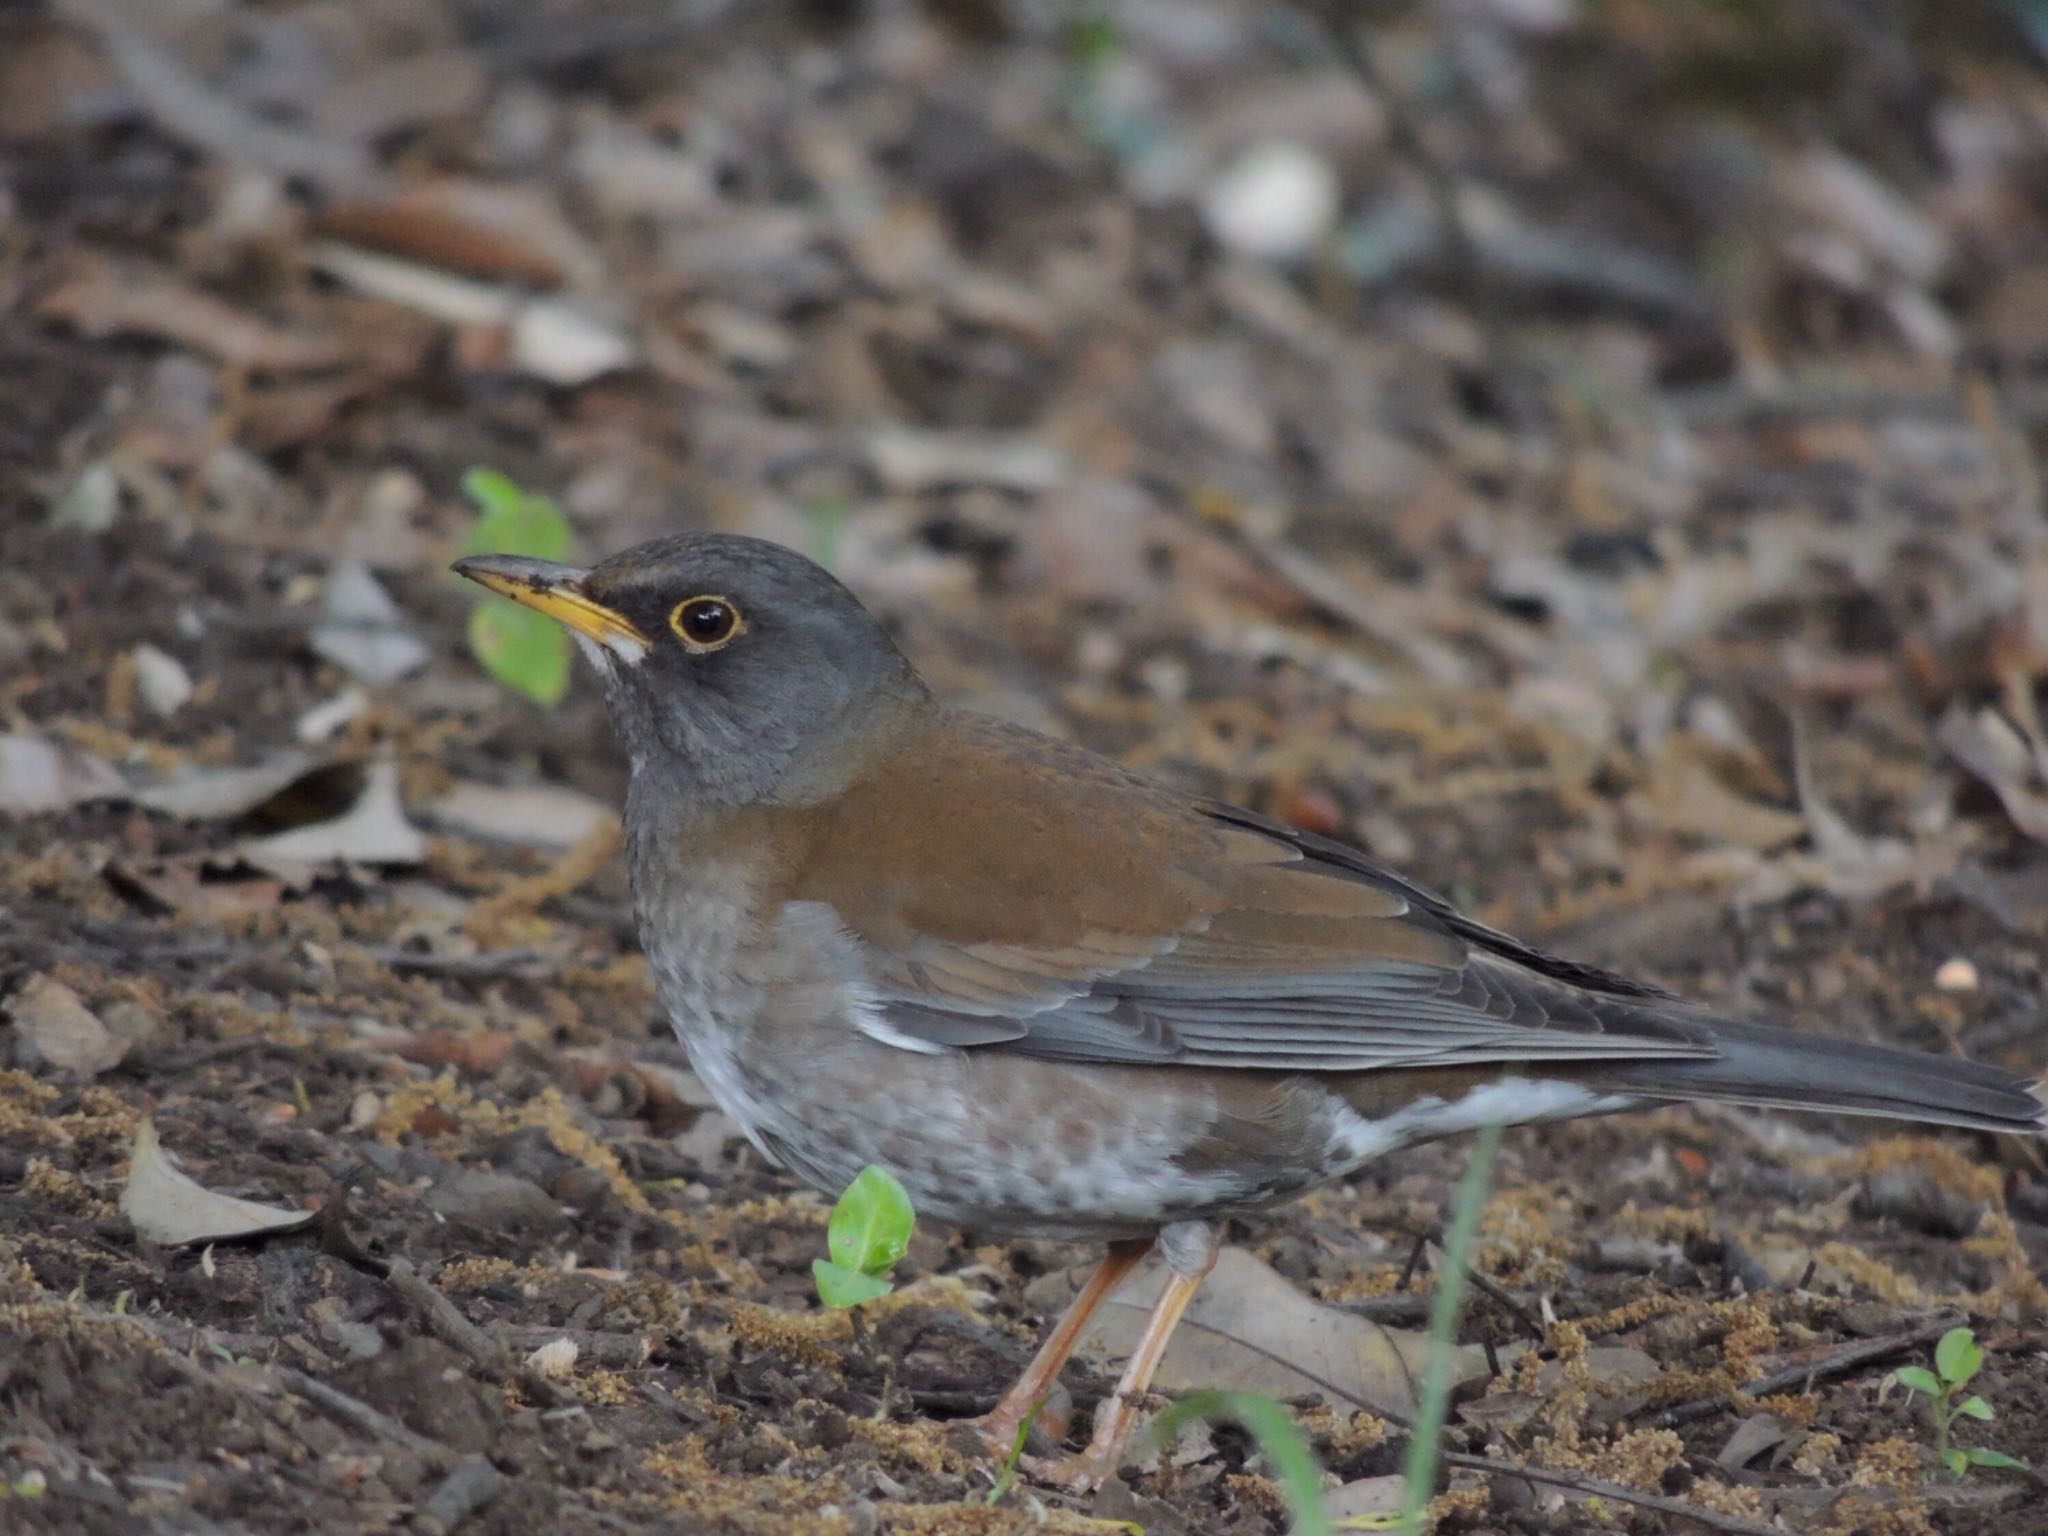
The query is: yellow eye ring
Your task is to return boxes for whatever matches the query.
[669,595,743,652]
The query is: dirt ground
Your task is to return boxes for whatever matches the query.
[4,2,2048,1532]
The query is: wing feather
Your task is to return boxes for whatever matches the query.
[782,712,1718,1072]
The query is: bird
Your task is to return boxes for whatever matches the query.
[454,533,2045,1492]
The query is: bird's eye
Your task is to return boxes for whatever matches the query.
[669,595,742,652]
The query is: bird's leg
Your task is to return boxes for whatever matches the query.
[1050,1220,1219,1493]
[966,1236,1154,1455]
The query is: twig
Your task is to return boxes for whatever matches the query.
[273,1366,460,1473]
[1451,1254,1544,1341]
[1652,1313,1964,1428]
[413,1454,508,1536]
[55,0,376,191]
[1243,535,1473,685]
[384,1258,571,1407]
[1443,1452,1784,1536]
[366,946,561,979]
[385,1259,510,1374]
[494,1326,659,1370]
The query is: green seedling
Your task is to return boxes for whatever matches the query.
[812,1165,915,1309]
[1151,1390,1333,1536]
[460,468,575,706]
[1893,1326,2027,1479]
[983,1397,1044,1508]
[1399,1120,1502,1531]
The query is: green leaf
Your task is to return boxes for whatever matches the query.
[1964,1448,2027,1471]
[1893,1366,1943,1397]
[1935,1327,1981,1386]
[460,468,572,562]
[826,1165,914,1277]
[458,468,575,706]
[1941,1447,1968,1478]
[469,599,570,706]
[811,1258,893,1309]
[1150,1390,1332,1536]
[1955,1395,1995,1422]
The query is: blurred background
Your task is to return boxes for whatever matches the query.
[3,2,2047,1532]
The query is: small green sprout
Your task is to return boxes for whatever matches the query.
[1400,1120,1502,1530]
[812,1165,915,1309]
[983,1397,1044,1508]
[460,468,575,706]
[1893,1326,2028,1479]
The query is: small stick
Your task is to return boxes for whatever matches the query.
[1443,1451,1783,1536]
[1652,1313,1963,1428]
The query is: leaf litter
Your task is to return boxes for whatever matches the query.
[1,1,2046,1534]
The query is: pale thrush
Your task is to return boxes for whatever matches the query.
[455,534,2045,1490]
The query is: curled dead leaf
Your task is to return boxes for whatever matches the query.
[121,1119,314,1247]
[1077,1245,1486,1420]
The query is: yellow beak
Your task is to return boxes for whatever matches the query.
[452,555,650,652]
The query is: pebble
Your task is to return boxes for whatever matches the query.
[1933,956,1979,992]
[132,643,194,717]
[1200,140,1339,263]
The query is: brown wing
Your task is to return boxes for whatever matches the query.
[783,712,1719,1071]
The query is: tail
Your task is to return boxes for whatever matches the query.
[1591,1018,2045,1135]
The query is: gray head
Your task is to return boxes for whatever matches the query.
[455,534,929,807]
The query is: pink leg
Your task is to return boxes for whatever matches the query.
[967,1236,1153,1454]
[1050,1221,1219,1492]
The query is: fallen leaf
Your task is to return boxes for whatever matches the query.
[8,973,125,1077]
[1718,1412,1790,1470]
[102,860,288,923]
[310,243,635,386]
[131,643,193,718]
[1939,704,2048,844]
[310,562,430,685]
[1642,734,1806,852]
[310,50,490,144]
[865,426,1069,493]
[121,1118,314,1247]
[313,181,600,288]
[134,751,324,821]
[0,732,125,815]
[241,758,425,867]
[1077,1246,1485,1419]
[429,781,612,850]
[1325,1473,1407,1522]
[296,688,370,744]
[38,253,349,373]
[526,1337,580,1378]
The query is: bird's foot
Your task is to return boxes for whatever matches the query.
[1038,1448,1120,1495]
[955,1389,1073,1465]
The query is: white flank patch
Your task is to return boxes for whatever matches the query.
[1331,1079,1637,1166]
[851,1008,952,1055]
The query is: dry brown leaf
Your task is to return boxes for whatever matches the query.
[1641,734,1806,853]
[121,1118,314,1247]
[38,254,349,373]
[1077,1246,1485,1418]
[7,974,125,1077]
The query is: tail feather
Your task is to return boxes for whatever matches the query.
[1591,1018,2045,1135]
